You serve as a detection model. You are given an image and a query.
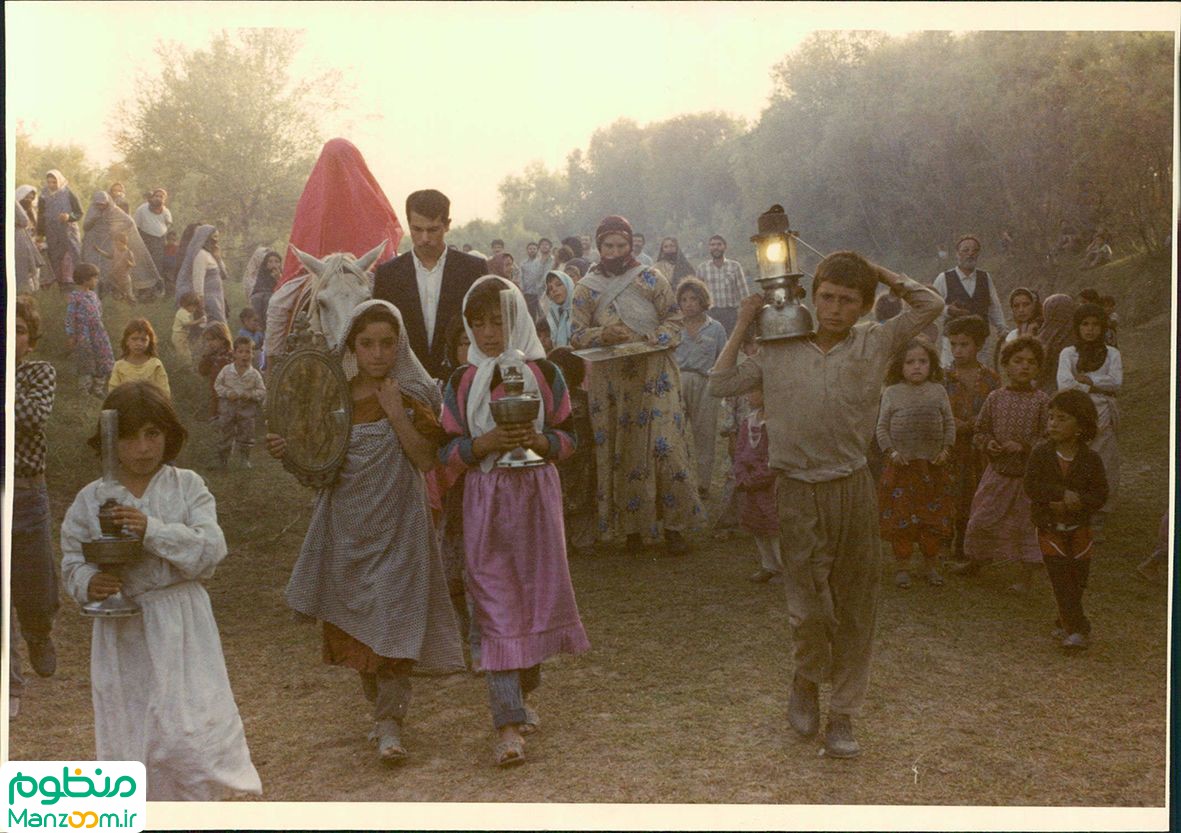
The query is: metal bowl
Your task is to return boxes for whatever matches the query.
[490,395,541,425]
[81,537,144,569]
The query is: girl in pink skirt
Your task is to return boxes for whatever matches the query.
[733,387,782,583]
[958,336,1050,591]
[440,276,590,767]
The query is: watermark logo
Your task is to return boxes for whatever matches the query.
[1,762,145,831]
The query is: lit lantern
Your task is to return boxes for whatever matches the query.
[749,204,813,341]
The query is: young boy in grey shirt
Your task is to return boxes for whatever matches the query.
[709,251,943,757]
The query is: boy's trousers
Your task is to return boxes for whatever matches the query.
[777,466,881,716]
[216,398,260,456]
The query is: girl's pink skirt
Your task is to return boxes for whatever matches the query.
[463,464,590,671]
[962,465,1042,564]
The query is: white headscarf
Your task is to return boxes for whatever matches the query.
[462,275,547,471]
[16,185,37,203]
[338,299,440,412]
[45,169,67,190]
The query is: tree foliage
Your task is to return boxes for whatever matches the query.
[114,29,342,270]
[14,126,119,205]
[471,31,1173,275]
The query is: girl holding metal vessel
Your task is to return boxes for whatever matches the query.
[440,277,590,767]
[59,382,261,800]
[270,299,464,765]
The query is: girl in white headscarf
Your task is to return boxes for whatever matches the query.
[268,300,463,764]
[439,276,590,767]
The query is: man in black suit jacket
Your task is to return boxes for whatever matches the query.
[373,189,488,378]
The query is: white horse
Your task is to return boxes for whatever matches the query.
[265,241,385,357]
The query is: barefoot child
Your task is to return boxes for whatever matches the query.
[269,300,463,764]
[95,230,137,301]
[65,263,115,398]
[171,292,206,370]
[440,277,590,767]
[1024,389,1108,649]
[876,338,956,588]
[213,337,266,469]
[59,382,261,800]
[109,319,171,399]
[12,297,61,716]
[733,386,782,583]
[959,337,1049,590]
[943,316,1001,564]
[1056,303,1122,538]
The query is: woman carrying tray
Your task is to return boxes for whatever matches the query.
[570,215,704,556]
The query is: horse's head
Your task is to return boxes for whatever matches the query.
[290,242,385,352]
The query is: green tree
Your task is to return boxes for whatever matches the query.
[114,29,342,271]
[15,125,110,207]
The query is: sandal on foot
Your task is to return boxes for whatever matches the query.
[926,570,945,586]
[519,706,540,736]
[894,570,911,589]
[494,737,526,767]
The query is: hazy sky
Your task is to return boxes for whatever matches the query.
[6,2,1176,225]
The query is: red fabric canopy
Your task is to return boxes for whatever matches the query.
[278,138,403,287]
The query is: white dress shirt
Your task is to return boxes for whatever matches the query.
[413,247,448,349]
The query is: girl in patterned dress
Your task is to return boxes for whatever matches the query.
[876,339,957,588]
[268,300,463,764]
[64,263,115,397]
[944,315,1002,564]
[569,215,704,556]
[958,337,1050,591]
[733,387,781,583]
[440,277,589,767]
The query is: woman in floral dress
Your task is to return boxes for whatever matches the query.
[570,215,704,556]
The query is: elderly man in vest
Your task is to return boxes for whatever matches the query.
[932,234,1007,366]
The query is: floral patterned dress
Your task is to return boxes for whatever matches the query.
[571,266,704,539]
[963,385,1049,564]
[64,288,115,379]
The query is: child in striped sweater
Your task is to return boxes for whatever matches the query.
[876,339,956,588]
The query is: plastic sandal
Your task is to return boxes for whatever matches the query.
[494,737,526,767]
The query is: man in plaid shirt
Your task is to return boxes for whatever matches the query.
[697,234,750,335]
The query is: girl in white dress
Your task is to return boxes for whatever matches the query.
[61,381,261,801]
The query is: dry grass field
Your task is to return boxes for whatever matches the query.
[6,253,1172,809]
